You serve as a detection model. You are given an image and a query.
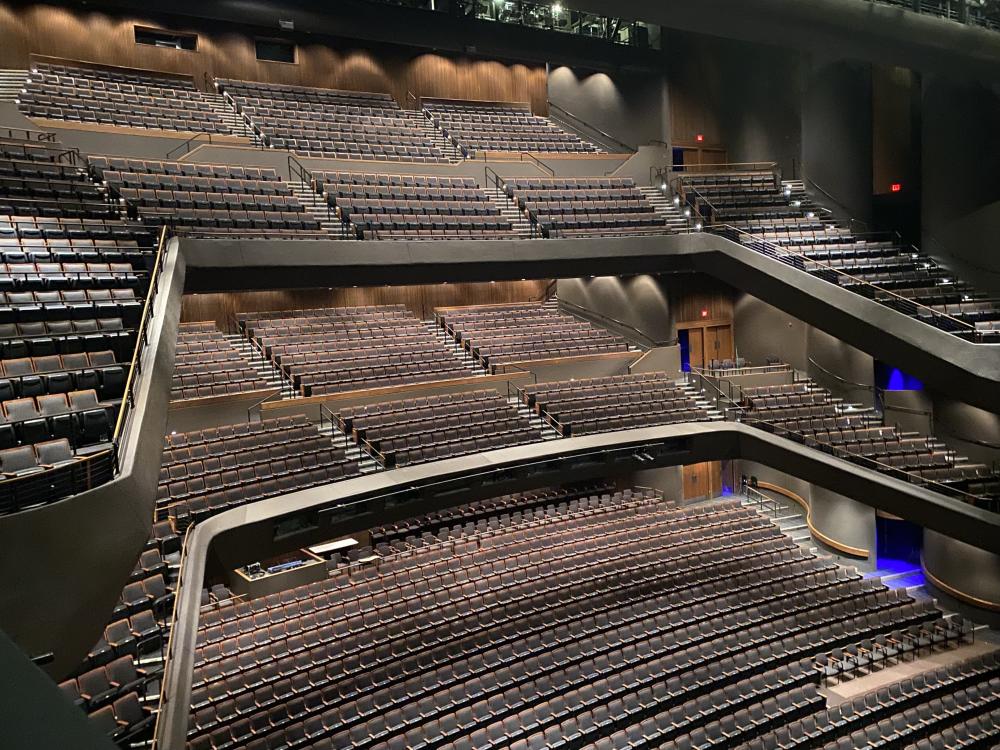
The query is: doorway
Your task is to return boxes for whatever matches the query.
[677,323,733,368]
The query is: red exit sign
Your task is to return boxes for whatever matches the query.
[890,183,902,193]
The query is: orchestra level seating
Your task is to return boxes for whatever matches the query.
[181,491,974,750]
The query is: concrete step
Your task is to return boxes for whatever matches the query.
[485,186,535,237]
[203,93,261,143]
[0,71,28,102]
[288,181,344,236]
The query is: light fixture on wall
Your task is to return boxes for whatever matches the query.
[552,2,563,12]
[694,222,703,231]
[695,134,704,143]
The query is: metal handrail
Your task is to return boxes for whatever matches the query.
[545,100,635,153]
[165,132,212,161]
[287,154,340,233]
[559,297,677,348]
[519,152,555,176]
[485,165,542,238]
[801,177,871,233]
[111,224,169,461]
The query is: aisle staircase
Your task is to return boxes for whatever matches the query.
[0,70,27,102]
[638,186,692,233]
[415,113,466,162]
[204,93,262,144]
[288,181,345,237]
[223,333,293,398]
[486,185,536,238]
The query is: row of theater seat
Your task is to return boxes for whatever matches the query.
[183,494,948,750]
[686,171,1000,340]
[172,322,271,401]
[437,303,632,371]
[339,389,542,468]
[21,63,229,134]
[240,305,474,396]
[0,288,140,325]
[522,372,715,436]
[156,416,361,528]
[90,157,280,182]
[740,377,999,506]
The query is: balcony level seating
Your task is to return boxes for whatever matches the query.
[522,372,716,435]
[92,157,322,238]
[682,170,1000,341]
[217,79,447,163]
[436,302,632,372]
[423,99,602,157]
[19,62,229,135]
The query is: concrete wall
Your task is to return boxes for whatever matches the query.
[922,76,1000,284]
[924,530,1000,617]
[806,326,875,407]
[547,66,668,150]
[883,389,934,435]
[557,275,676,347]
[801,58,874,222]
[930,394,1000,465]
[733,292,808,370]
[810,485,877,558]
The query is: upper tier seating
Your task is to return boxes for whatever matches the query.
[217,79,448,162]
[436,302,632,371]
[336,388,543,467]
[424,99,602,157]
[0,135,111,218]
[740,378,999,508]
[183,492,950,750]
[171,322,271,401]
[18,62,228,134]
[157,415,361,528]
[522,372,716,435]
[90,157,322,237]
[314,171,512,240]
[501,176,668,237]
[681,170,1000,340]
[238,304,474,396]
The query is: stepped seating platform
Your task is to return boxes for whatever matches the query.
[181,493,954,750]
[436,302,631,372]
[19,62,229,135]
[217,79,447,163]
[156,415,361,528]
[238,305,474,397]
[171,322,272,402]
[423,99,601,157]
[336,388,543,467]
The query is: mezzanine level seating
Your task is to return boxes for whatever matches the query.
[501,176,668,238]
[313,171,512,240]
[171,322,271,401]
[522,372,714,435]
[238,305,474,397]
[157,415,361,529]
[19,62,228,134]
[424,99,601,157]
[217,79,447,162]
[336,388,543,467]
[738,378,1000,508]
[436,303,632,372]
[182,493,946,750]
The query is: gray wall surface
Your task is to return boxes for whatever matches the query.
[557,275,677,347]
[801,57,874,222]
[810,485,877,558]
[733,292,808,370]
[547,66,668,150]
[924,529,1000,613]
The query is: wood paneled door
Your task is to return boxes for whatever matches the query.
[679,322,733,368]
[682,461,722,501]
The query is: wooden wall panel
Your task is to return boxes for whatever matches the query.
[180,280,552,329]
[0,4,546,109]
[663,274,734,325]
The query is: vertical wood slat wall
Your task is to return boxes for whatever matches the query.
[0,3,547,112]
[180,280,553,330]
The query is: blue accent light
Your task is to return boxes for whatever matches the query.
[875,361,924,391]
